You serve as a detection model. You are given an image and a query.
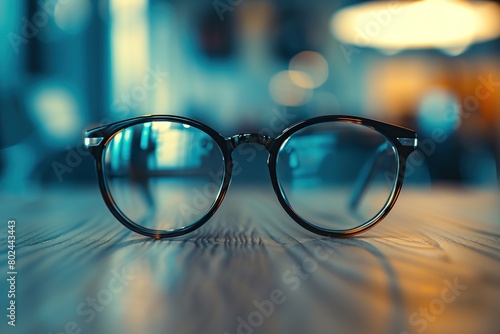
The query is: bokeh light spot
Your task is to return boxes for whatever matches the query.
[54,0,91,35]
[269,71,313,106]
[289,51,329,89]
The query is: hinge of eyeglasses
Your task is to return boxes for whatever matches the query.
[84,137,104,148]
[397,137,418,148]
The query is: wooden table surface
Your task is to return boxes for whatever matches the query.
[0,184,499,334]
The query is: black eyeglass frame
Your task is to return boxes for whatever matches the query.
[84,115,417,239]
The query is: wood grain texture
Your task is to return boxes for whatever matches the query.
[0,185,499,334]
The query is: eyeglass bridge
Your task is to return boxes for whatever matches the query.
[229,133,273,149]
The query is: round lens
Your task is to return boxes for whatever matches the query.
[275,121,399,232]
[102,121,225,232]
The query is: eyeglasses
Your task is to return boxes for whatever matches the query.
[84,115,417,239]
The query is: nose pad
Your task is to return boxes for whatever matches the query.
[229,133,274,150]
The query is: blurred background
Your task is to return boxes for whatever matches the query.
[1,0,500,193]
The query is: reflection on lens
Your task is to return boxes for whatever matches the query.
[103,121,225,232]
[276,122,398,231]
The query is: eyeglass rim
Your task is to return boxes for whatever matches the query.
[85,115,233,239]
[268,116,415,237]
[84,114,417,239]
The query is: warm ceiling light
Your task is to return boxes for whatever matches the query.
[331,0,500,55]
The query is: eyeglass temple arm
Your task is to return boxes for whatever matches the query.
[349,142,392,211]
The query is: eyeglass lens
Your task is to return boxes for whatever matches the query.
[276,122,398,231]
[102,121,226,232]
